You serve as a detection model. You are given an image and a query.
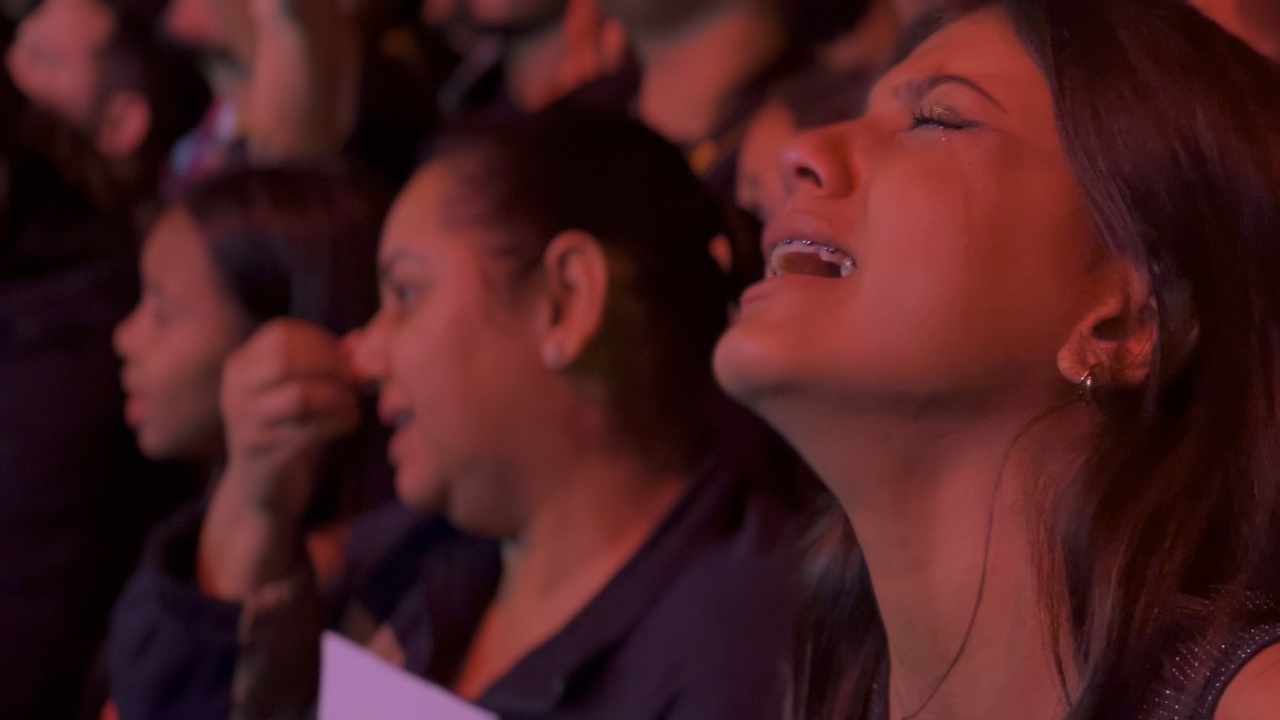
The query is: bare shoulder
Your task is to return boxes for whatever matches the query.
[1216,642,1280,720]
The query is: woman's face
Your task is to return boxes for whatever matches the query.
[351,157,547,536]
[113,207,250,460]
[715,9,1104,415]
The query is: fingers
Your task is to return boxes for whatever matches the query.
[244,381,360,443]
[227,318,353,393]
[222,318,363,462]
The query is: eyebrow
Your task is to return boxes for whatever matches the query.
[895,73,1008,115]
[377,248,426,282]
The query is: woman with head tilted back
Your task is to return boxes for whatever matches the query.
[110,104,802,720]
[714,0,1280,717]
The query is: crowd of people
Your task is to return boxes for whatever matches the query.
[0,0,1278,718]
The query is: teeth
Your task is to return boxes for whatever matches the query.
[770,238,856,279]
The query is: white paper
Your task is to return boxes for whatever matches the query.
[319,631,498,720]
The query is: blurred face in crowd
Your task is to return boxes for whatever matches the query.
[465,0,564,30]
[736,100,799,222]
[5,0,115,132]
[162,0,229,55]
[892,0,938,24]
[715,9,1105,421]
[167,0,257,70]
[350,156,550,537]
[598,0,726,36]
[114,208,251,460]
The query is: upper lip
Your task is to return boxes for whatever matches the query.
[761,214,852,262]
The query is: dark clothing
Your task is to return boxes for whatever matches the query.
[470,459,798,720]
[0,54,203,715]
[108,455,801,720]
[346,22,458,189]
[1138,592,1280,719]
[0,248,199,719]
[861,593,1280,720]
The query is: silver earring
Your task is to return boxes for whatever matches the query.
[1078,367,1098,404]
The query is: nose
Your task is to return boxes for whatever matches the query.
[113,305,141,361]
[344,310,389,386]
[782,122,856,199]
[4,41,28,94]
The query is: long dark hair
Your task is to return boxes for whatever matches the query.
[183,164,386,338]
[182,164,393,520]
[791,0,1280,716]
[430,103,733,473]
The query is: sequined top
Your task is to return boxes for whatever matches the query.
[1137,593,1280,719]
[862,594,1280,719]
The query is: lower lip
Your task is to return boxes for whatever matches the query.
[739,273,816,307]
[123,395,145,427]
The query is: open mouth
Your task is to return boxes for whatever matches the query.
[768,238,856,279]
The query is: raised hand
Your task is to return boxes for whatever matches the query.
[199,318,360,600]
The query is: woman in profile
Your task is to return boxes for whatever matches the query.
[713,0,1280,717]
[107,164,395,717]
[111,104,803,720]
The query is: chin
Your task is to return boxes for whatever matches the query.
[713,322,797,409]
[134,428,171,461]
[393,468,447,515]
[446,497,521,540]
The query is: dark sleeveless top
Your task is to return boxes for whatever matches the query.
[1137,593,1280,719]
[863,594,1280,720]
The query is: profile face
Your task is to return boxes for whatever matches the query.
[714,9,1103,418]
[464,0,563,28]
[350,157,545,536]
[5,0,115,131]
[113,208,250,460]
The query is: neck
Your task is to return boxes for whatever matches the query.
[632,7,786,145]
[772,395,1084,719]
[452,417,685,699]
[502,446,685,603]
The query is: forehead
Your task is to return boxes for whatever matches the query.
[382,157,493,256]
[142,208,214,283]
[874,9,1045,110]
[383,161,452,252]
[22,0,115,49]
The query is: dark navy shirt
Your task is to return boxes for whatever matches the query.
[108,455,803,720]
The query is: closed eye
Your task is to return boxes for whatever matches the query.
[910,106,980,131]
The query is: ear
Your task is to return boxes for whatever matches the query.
[534,229,610,370]
[708,233,733,274]
[1057,259,1158,390]
[94,91,152,159]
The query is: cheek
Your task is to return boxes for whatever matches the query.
[140,333,232,454]
[853,158,1090,381]
[383,312,480,477]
